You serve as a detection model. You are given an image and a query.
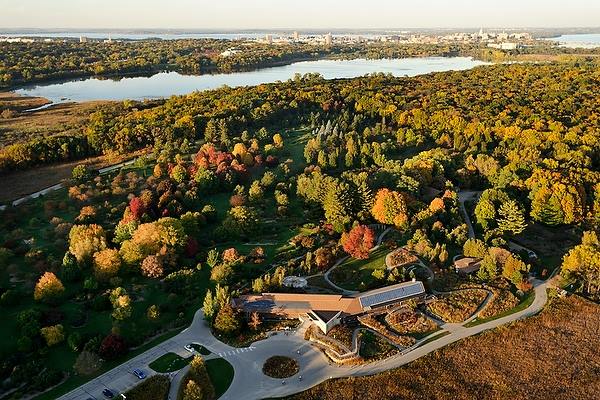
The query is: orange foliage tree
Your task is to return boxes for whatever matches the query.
[341,225,375,259]
[371,188,409,228]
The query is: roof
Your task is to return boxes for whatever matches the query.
[236,293,362,315]
[235,281,426,316]
[311,310,341,323]
[454,257,482,274]
[357,281,425,309]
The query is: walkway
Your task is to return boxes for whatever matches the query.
[323,226,393,295]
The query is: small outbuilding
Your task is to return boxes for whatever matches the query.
[454,257,482,275]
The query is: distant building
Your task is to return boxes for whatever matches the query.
[79,36,88,43]
[454,257,482,275]
[324,32,333,46]
[234,280,426,334]
[293,31,300,41]
[265,34,273,44]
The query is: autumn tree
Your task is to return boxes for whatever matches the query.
[341,225,375,259]
[40,324,65,346]
[203,290,217,322]
[34,272,65,302]
[99,333,127,360]
[69,224,107,264]
[213,303,240,336]
[561,231,600,295]
[249,311,261,331]
[497,200,527,236]
[502,254,529,286]
[141,255,164,278]
[146,304,160,321]
[182,380,204,400]
[109,287,132,321]
[372,188,409,229]
[93,249,121,281]
[477,253,499,281]
[463,238,487,258]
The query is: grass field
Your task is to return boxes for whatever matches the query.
[206,358,235,398]
[328,246,389,291]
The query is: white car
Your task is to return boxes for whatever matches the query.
[184,344,194,353]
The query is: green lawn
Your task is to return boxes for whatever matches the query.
[149,352,192,373]
[206,358,235,398]
[328,246,389,291]
[464,289,537,327]
[191,343,211,355]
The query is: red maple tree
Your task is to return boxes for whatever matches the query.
[341,225,375,260]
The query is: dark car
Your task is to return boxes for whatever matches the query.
[133,368,147,379]
[102,388,115,398]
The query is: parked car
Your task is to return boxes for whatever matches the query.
[102,389,115,398]
[184,344,194,353]
[133,368,147,379]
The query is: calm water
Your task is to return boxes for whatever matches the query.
[15,57,487,104]
[1,31,263,40]
[550,34,600,48]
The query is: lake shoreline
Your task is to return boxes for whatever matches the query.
[12,56,488,104]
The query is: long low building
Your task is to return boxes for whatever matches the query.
[234,280,426,333]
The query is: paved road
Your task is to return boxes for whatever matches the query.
[457,190,481,239]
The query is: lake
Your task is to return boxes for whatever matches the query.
[14,57,487,104]
[549,34,600,48]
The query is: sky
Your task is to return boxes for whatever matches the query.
[1,0,600,30]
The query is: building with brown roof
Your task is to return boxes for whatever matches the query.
[234,281,426,333]
[454,257,482,275]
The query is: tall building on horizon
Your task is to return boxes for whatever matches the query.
[325,32,332,46]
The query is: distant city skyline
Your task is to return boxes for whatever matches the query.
[1,0,600,29]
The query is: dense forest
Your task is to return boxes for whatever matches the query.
[0,60,598,399]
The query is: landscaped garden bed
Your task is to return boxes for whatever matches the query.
[427,289,488,323]
[358,331,399,361]
[385,308,439,336]
[326,325,355,349]
[262,356,299,379]
[385,248,418,269]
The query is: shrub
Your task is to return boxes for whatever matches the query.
[72,165,90,181]
[262,356,299,379]
[99,333,127,360]
[40,324,65,346]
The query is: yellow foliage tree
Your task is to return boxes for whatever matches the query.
[93,249,122,281]
[40,324,65,346]
[34,272,65,302]
[69,224,107,263]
